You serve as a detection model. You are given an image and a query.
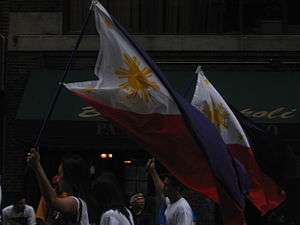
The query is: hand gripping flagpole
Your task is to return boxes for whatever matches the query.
[33,1,95,148]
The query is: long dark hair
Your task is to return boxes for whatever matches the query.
[61,155,89,199]
[61,155,97,223]
[92,173,131,222]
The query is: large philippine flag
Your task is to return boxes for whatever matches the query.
[64,2,249,224]
[191,67,286,215]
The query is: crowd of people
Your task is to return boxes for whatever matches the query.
[1,149,298,225]
[1,149,200,225]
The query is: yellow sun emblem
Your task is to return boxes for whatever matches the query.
[81,88,96,94]
[202,102,229,129]
[203,77,211,86]
[115,54,160,101]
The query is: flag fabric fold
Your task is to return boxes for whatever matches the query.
[191,67,286,215]
[64,1,250,224]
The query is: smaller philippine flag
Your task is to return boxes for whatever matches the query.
[191,67,286,215]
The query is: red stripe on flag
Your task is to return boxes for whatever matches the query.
[228,144,286,215]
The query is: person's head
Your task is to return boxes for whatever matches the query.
[12,193,26,213]
[51,175,63,194]
[162,174,184,198]
[92,173,125,215]
[130,193,145,213]
[58,155,90,199]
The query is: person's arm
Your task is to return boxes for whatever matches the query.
[36,197,47,223]
[147,159,164,195]
[27,148,77,214]
[26,207,36,225]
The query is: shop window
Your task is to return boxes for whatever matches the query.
[124,165,148,196]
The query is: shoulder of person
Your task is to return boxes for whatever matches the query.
[176,199,193,212]
[102,209,118,217]
[101,210,119,222]
[25,205,34,210]
[2,205,13,213]
[180,198,191,205]
[62,196,80,204]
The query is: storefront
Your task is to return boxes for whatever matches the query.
[13,63,300,207]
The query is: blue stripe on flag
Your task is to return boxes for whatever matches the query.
[110,14,249,208]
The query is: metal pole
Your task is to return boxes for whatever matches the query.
[0,33,7,209]
[34,3,94,147]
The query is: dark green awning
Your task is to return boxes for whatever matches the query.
[17,65,299,123]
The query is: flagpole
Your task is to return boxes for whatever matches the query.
[33,2,94,148]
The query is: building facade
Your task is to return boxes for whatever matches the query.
[1,0,300,219]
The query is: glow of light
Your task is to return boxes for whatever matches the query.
[100,153,107,159]
[108,153,113,158]
[123,160,132,164]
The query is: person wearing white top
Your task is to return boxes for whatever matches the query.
[2,194,36,225]
[100,209,134,225]
[147,159,193,225]
[164,197,193,225]
[92,173,135,225]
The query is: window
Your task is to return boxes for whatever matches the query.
[64,0,226,34]
[124,164,148,196]
[64,0,299,34]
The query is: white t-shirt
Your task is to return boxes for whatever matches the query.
[72,197,90,225]
[164,197,193,225]
[100,209,134,225]
[2,205,36,225]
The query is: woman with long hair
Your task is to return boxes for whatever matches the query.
[92,173,134,225]
[27,148,96,225]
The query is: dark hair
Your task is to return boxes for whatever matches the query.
[12,192,25,204]
[163,174,185,193]
[92,173,130,222]
[61,155,90,199]
[61,155,97,223]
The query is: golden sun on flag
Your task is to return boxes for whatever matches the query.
[203,77,211,86]
[81,88,96,94]
[115,54,160,101]
[202,103,229,129]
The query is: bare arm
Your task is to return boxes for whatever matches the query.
[147,158,164,195]
[27,148,77,214]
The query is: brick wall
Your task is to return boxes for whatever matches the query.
[0,0,9,36]
[10,0,63,12]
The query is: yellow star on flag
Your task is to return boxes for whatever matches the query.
[202,103,229,129]
[115,54,160,101]
[81,88,96,94]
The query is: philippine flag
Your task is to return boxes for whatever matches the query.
[65,2,249,224]
[191,67,286,215]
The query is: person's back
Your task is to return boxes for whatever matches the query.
[92,173,134,225]
[164,197,193,225]
[100,209,134,225]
